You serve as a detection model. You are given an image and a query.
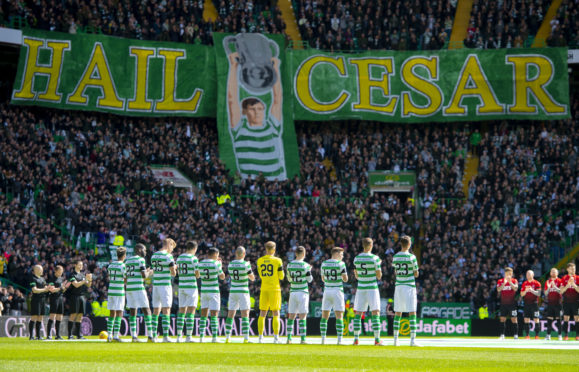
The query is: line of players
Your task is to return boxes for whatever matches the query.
[102,235,420,345]
[497,263,579,340]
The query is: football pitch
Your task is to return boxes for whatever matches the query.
[1,337,578,371]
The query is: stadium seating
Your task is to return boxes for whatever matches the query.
[1,92,577,314]
[293,0,456,51]
[0,0,577,317]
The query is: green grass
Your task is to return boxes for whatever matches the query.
[1,337,578,371]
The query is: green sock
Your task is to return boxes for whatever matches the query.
[372,315,381,341]
[354,315,362,338]
[287,319,294,339]
[393,315,401,337]
[225,317,234,337]
[113,317,122,338]
[177,313,185,336]
[336,319,344,337]
[129,316,137,337]
[162,314,170,336]
[410,314,417,339]
[152,315,159,338]
[199,317,207,338]
[242,317,250,339]
[320,318,328,337]
[107,317,114,336]
[299,319,307,341]
[185,314,195,336]
[144,315,152,338]
[210,316,218,336]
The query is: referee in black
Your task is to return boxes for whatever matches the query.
[29,265,53,340]
[47,265,69,340]
[68,260,92,339]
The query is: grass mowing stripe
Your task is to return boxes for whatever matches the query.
[1,338,577,372]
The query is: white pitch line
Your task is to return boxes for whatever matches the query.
[41,337,579,349]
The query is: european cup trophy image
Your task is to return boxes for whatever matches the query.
[224,33,287,181]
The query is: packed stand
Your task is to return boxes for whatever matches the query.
[212,0,287,36]
[0,103,418,309]
[1,0,214,45]
[548,0,579,47]
[420,97,579,313]
[464,0,553,48]
[294,0,457,51]
[0,97,576,315]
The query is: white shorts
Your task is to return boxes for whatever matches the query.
[228,292,251,311]
[200,292,221,311]
[321,288,345,312]
[394,286,417,313]
[179,288,199,308]
[288,292,309,314]
[354,289,380,312]
[107,296,125,311]
[126,290,149,309]
[152,286,173,308]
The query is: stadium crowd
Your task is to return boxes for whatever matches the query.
[0,89,577,316]
[0,0,286,45]
[294,0,456,51]
[2,0,578,50]
[549,0,579,47]
[0,0,578,318]
[464,0,553,48]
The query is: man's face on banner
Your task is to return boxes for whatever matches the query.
[243,102,265,127]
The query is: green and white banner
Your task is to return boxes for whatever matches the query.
[214,33,299,180]
[11,29,216,117]
[11,30,571,180]
[289,47,570,122]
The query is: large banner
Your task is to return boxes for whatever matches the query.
[214,33,299,180]
[11,29,216,117]
[289,47,570,122]
[10,30,571,179]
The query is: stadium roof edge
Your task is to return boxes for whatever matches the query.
[0,28,22,46]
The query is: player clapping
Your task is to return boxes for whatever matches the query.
[29,265,53,340]
[125,243,154,342]
[224,246,255,343]
[286,246,312,344]
[352,238,383,346]
[320,247,348,345]
[151,238,177,342]
[198,248,225,343]
[46,265,69,340]
[106,247,127,342]
[176,241,200,343]
[544,268,563,341]
[520,270,541,340]
[68,260,92,340]
[560,262,579,341]
[256,241,284,344]
[497,267,519,340]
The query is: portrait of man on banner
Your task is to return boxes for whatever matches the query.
[224,33,287,181]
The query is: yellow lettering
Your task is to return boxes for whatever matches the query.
[155,49,202,113]
[13,38,70,102]
[401,57,443,117]
[444,55,503,115]
[127,47,155,111]
[294,56,349,113]
[67,43,123,109]
[349,57,398,114]
[506,55,567,114]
